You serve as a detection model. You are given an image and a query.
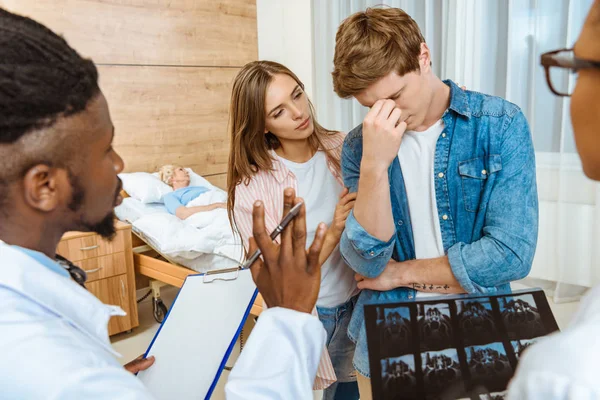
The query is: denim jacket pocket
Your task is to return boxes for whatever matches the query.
[458,155,502,212]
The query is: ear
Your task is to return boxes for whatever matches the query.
[419,42,432,72]
[22,164,69,213]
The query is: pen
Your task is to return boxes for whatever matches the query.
[241,201,304,269]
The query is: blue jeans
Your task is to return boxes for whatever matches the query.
[317,295,359,400]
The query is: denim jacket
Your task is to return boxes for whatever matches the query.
[340,80,539,376]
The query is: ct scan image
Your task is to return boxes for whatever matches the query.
[457,298,499,346]
[421,348,462,398]
[511,338,538,360]
[499,294,545,340]
[378,306,413,357]
[380,355,417,399]
[466,342,513,390]
[418,303,454,351]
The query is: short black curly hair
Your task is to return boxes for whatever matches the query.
[0,8,101,208]
[0,8,99,144]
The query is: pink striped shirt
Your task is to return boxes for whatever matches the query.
[233,132,345,390]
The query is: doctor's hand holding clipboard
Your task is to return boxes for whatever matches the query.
[247,187,327,315]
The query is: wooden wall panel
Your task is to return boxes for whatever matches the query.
[205,173,228,190]
[1,0,257,67]
[1,0,257,185]
[99,65,236,175]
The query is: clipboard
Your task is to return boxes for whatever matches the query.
[137,267,258,399]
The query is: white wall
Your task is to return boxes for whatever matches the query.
[256,0,316,102]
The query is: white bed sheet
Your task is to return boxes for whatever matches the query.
[146,240,241,273]
[115,196,244,273]
[115,197,166,224]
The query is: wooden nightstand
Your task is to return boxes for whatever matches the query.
[57,221,139,336]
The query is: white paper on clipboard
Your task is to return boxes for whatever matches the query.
[137,268,258,399]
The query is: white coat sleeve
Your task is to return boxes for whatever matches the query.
[225,307,327,400]
[506,286,600,400]
[506,370,600,400]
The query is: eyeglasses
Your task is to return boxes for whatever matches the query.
[540,48,600,97]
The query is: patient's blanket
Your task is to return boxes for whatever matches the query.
[184,189,228,230]
[121,188,243,263]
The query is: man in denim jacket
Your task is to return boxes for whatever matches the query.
[331,8,538,397]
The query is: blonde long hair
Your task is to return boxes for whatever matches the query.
[226,60,340,236]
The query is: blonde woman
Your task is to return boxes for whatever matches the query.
[158,165,225,219]
[226,61,359,399]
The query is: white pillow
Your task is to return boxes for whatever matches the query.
[188,169,229,196]
[119,172,172,203]
[187,168,216,190]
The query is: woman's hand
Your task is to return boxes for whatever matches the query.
[330,188,357,238]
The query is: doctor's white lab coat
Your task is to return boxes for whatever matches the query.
[0,242,326,399]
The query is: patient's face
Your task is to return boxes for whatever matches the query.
[171,167,190,187]
[264,73,314,143]
[571,2,600,180]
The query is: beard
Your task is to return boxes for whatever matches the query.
[68,172,121,240]
[85,211,118,240]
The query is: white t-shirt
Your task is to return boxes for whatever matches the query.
[278,151,359,308]
[398,120,445,298]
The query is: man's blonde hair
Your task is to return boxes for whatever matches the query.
[157,164,180,186]
[332,7,425,98]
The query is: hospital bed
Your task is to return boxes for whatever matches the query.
[117,190,263,323]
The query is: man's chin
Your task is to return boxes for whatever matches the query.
[79,212,117,241]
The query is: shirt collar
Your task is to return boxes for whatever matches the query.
[267,133,341,184]
[12,246,71,279]
[268,151,293,184]
[443,79,471,118]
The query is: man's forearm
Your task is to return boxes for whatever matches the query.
[399,257,466,293]
[353,163,395,241]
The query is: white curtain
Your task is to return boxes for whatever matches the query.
[312,0,597,302]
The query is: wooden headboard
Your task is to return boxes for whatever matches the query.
[3,0,258,191]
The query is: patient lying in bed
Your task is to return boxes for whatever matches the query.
[158,165,226,220]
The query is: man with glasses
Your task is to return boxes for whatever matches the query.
[507,1,600,398]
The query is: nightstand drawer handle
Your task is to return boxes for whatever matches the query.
[84,266,104,274]
[80,245,99,251]
[121,279,125,298]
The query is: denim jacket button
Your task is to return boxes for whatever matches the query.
[369,251,375,256]
[442,214,449,220]
[397,220,403,226]
[482,169,487,175]
[442,133,447,138]
[438,172,444,178]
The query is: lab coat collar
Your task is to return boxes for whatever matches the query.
[0,241,125,357]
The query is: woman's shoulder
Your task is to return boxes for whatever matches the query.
[319,130,346,150]
[235,171,265,192]
[234,167,281,198]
